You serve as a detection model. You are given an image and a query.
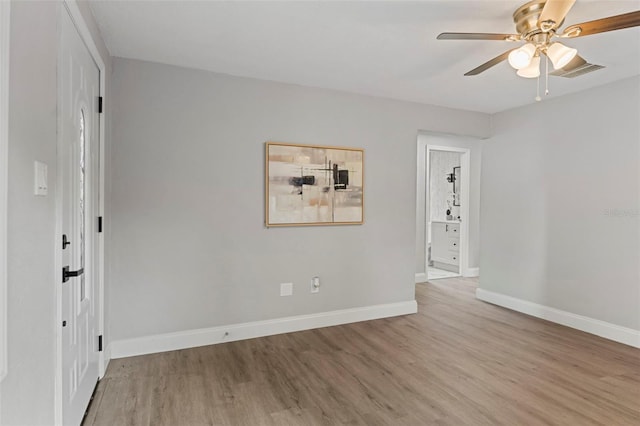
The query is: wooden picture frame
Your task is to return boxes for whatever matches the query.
[265,142,364,227]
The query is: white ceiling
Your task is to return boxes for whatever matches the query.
[89,0,640,113]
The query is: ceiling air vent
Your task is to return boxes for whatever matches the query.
[550,55,605,78]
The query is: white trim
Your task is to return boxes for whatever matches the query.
[476,288,640,348]
[415,272,427,283]
[0,0,10,383]
[56,2,107,424]
[463,267,479,278]
[111,301,418,359]
[103,343,112,371]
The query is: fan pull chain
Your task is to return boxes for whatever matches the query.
[545,55,550,96]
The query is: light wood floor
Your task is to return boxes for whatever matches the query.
[85,278,640,425]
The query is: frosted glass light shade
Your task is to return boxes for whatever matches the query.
[517,56,541,78]
[508,43,536,70]
[547,42,578,69]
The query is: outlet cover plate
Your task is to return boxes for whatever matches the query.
[280,282,293,296]
[311,276,320,293]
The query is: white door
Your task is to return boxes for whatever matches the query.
[60,7,101,426]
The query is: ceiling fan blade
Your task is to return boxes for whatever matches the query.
[437,32,520,41]
[561,10,640,38]
[464,49,513,76]
[538,0,576,29]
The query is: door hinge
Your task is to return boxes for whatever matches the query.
[97,216,103,233]
[62,234,71,249]
[98,96,103,114]
[98,335,103,352]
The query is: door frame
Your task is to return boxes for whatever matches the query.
[55,1,107,423]
[424,144,471,278]
[0,0,9,384]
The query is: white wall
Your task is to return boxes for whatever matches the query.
[0,2,111,425]
[109,57,491,344]
[480,76,640,331]
[416,133,484,276]
[1,3,58,423]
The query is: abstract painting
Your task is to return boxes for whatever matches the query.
[265,142,364,226]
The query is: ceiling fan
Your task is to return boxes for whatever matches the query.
[437,0,640,79]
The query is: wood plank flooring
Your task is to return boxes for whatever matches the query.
[85,278,640,425]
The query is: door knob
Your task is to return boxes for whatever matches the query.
[62,266,84,283]
[62,234,71,249]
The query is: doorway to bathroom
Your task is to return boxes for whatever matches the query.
[425,145,470,281]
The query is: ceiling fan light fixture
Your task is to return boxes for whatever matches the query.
[508,43,536,69]
[516,55,541,78]
[547,42,578,69]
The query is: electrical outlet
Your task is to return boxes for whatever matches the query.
[280,282,293,296]
[311,276,320,293]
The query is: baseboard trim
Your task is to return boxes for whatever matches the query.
[100,344,111,379]
[111,300,418,359]
[476,288,640,348]
[463,267,479,278]
[417,268,479,282]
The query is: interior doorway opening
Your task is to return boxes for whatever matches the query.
[423,144,471,282]
[428,149,463,279]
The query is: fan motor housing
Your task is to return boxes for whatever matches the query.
[513,0,563,39]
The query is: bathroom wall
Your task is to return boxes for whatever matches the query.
[429,151,461,223]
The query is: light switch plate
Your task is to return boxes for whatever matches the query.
[34,161,48,196]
